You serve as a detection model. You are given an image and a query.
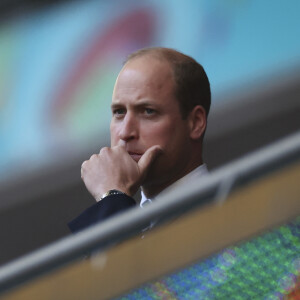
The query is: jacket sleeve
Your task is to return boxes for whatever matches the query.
[68,194,136,233]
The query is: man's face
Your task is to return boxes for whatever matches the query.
[110,56,194,191]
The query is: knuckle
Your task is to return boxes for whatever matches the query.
[90,154,98,160]
[81,160,87,168]
[99,147,109,155]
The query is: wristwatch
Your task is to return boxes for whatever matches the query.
[98,189,126,201]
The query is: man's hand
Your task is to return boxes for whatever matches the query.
[81,145,162,201]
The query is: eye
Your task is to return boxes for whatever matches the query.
[144,108,156,115]
[113,108,126,116]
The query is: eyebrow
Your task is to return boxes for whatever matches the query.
[111,103,122,110]
[111,100,157,110]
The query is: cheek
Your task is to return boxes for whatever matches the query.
[110,123,118,146]
[141,123,174,148]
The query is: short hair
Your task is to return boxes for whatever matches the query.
[124,47,211,119]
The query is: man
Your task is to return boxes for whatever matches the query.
[68,47,211,232]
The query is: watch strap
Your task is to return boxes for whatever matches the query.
[98,189,126,201]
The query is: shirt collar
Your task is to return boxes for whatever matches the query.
[140,164,208,208]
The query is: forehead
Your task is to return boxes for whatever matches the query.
[112,56,176,101]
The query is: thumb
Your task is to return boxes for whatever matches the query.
[138,145,163,178]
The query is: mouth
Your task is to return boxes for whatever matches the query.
[127,151,143,162]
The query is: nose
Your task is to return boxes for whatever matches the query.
[119,112,138,142]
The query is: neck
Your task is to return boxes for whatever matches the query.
[142,158,203,199]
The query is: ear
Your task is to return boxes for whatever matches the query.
[188,105,207,140]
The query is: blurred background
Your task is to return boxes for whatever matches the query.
[0,0,299,265]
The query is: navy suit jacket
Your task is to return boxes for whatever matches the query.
[68,194,136,233]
